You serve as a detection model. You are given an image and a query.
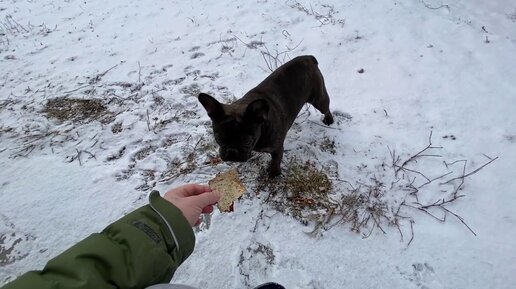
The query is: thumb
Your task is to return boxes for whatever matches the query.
[190,190,221,208]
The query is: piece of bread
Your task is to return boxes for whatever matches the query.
[208,169,246,212]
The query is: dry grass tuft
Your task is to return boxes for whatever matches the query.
[43,97,114,124]
[257,159,394,237]
[258,160,336,224]
[284,160,332,197]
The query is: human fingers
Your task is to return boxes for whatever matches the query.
[169,184,211,197]
[190,190,221,208]
[201,205,214,214]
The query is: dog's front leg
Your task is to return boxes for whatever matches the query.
[268,147,283,177]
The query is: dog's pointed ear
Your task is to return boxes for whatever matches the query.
[198,93,224,120]
[245,99,269,123]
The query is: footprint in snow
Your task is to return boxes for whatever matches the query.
[398,262,443,289]
[237,239,277,288]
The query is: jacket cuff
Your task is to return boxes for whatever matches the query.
[148,190,195,263]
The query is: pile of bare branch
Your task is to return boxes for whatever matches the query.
[286,0,345,27]
[383,132,495,244]
[259,41,303,72]
[9,125,76,159]
[258,131,497,245]
[0,15,57,48]
[388,132,497,244]
[0,15,28,47]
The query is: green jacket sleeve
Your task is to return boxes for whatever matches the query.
[1,191,195,289]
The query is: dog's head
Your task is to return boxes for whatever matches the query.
[198,93,269,162]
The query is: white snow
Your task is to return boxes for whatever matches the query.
[1,0,516,288]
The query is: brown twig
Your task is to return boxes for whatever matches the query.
[417,171,453,189]
[138,61,142,84]
[421,0,450,10]
[395,131,443,175]
[420,194,466,209]
[145,109,155,134]
[442,157,498,184]
[441,207,477,236]
[67,149,96,165]
[395,165,431,183]
[90,64,118,84]
[407,220,415,247]
[443,159,467,170]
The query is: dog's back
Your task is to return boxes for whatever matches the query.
[240,55,325,129]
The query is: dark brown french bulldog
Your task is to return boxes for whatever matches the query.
[198,55,334,177]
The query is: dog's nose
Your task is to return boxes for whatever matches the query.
[222,148,239,161]
[226,148,239,156]
[221,147,247,162]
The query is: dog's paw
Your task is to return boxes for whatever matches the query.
[267,167,282,178]
[322,112,334,126]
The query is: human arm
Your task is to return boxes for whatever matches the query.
[1,185,220,289]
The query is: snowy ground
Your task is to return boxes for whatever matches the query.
[1,0,516,288]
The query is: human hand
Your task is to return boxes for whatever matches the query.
[163,184,221,226]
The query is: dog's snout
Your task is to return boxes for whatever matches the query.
[221,147,239,161]
[220,147,249,162]
[226,148,239,156]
